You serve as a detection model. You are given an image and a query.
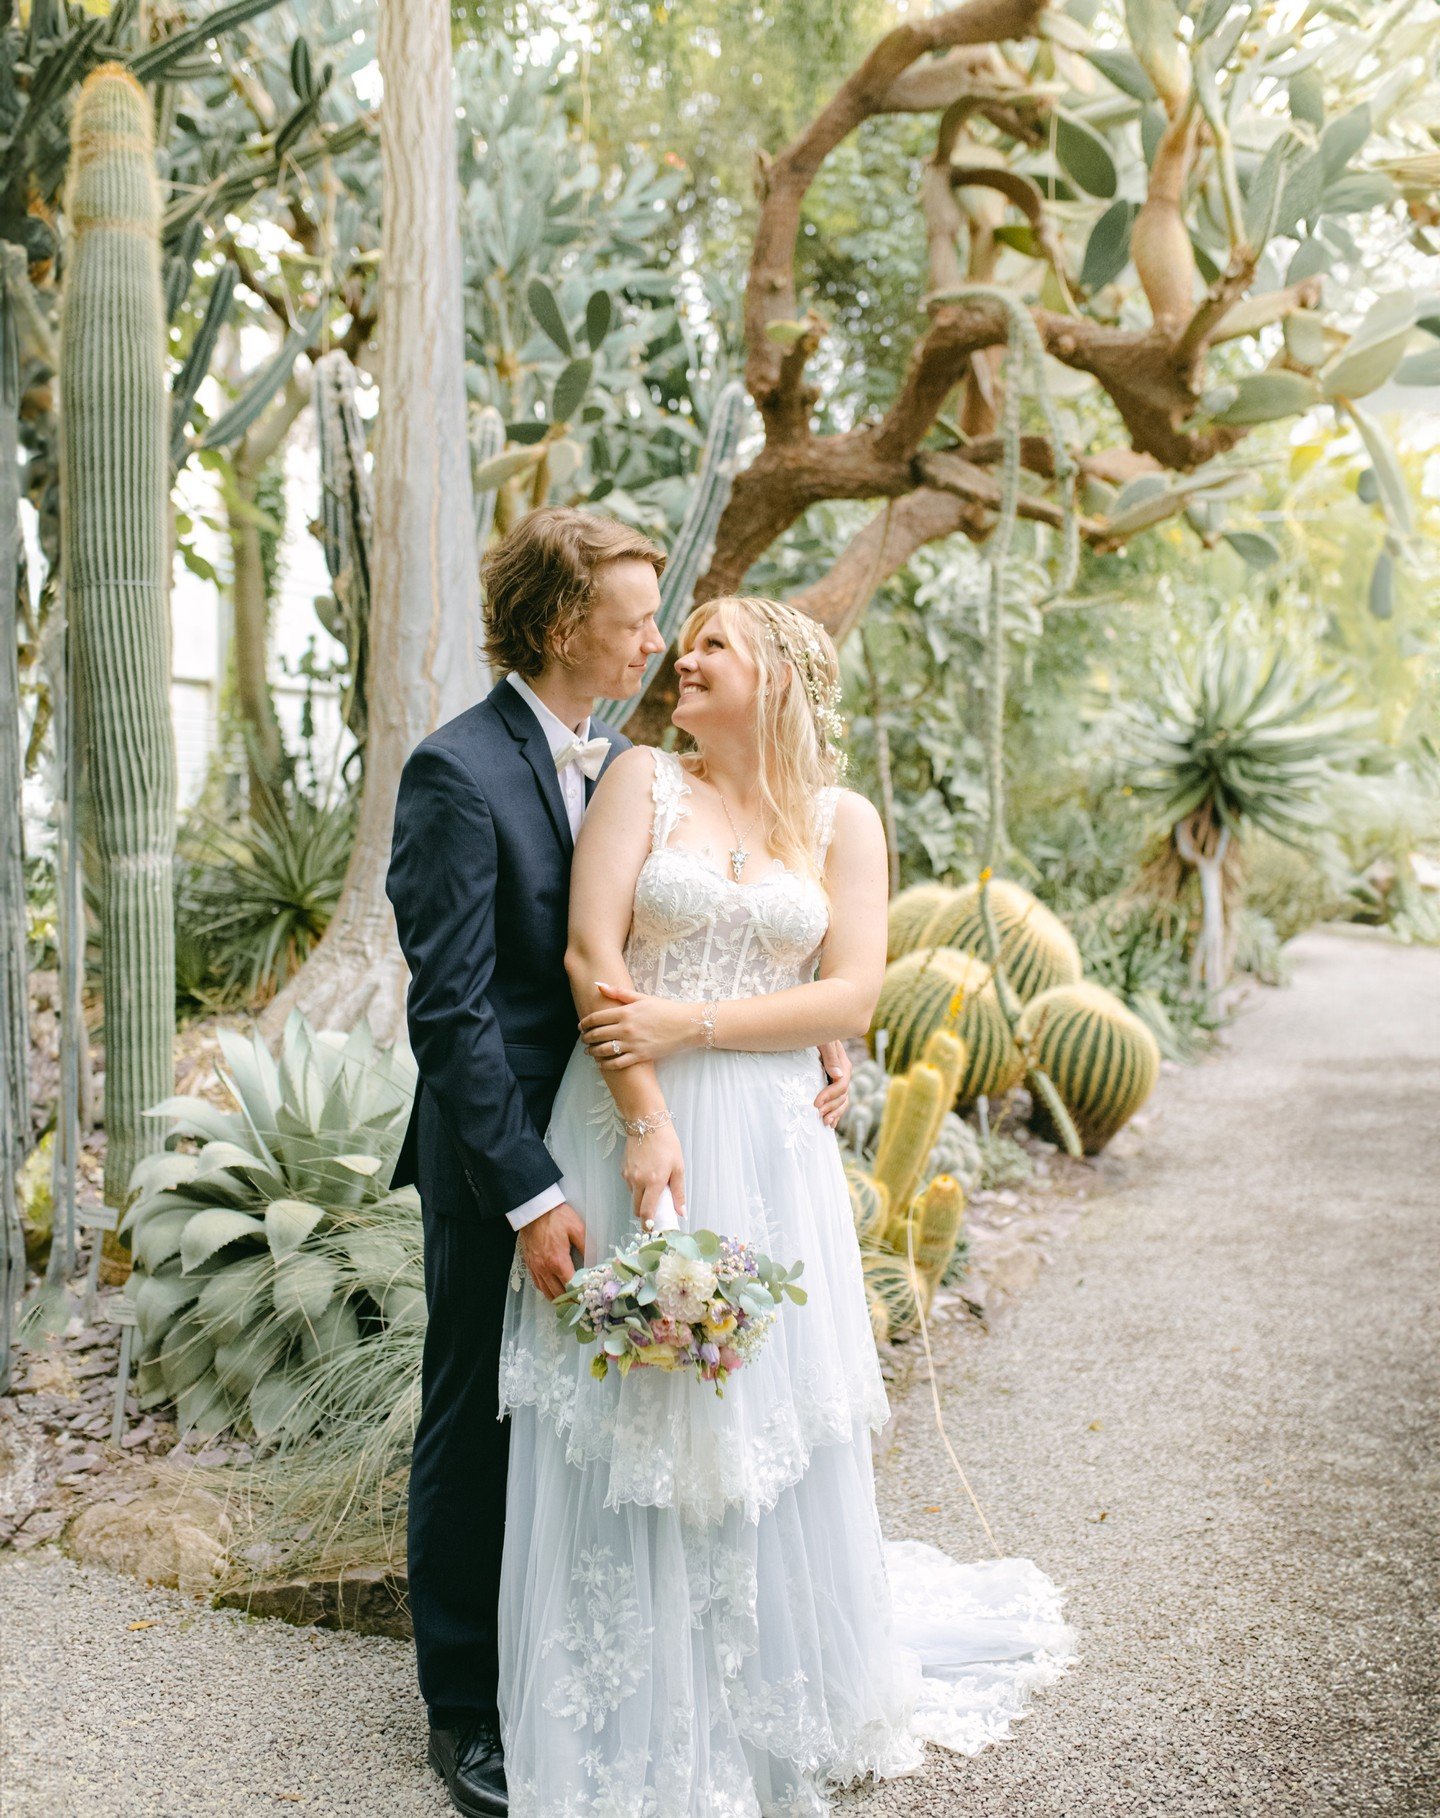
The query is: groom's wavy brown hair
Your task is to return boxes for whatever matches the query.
[480,507,666,678]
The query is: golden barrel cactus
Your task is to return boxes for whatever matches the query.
[1018,981,1161,1153]
[845,1164,890,1249]
[861,1251,926,1345]
[871,948,1022,1105]
[925,876,1082,1003]
[886,882,953,963]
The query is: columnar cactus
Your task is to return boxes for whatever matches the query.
[1018,982,1161,1153]
[911,1174,965,1295]
[873,1060,948,1235]
[60,66,176,1207]
[313,348,374,746]
[599,377,748,727]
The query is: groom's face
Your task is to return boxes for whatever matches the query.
[560,558,666,701]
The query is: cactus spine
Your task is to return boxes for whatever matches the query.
[60,67,176,1207]
[598,377,748,727]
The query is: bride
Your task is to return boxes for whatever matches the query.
[497,594,1073,1816]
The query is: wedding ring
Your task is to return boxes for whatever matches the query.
[610,1040,621,1056]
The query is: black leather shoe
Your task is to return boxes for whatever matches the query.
[428,1715,508,1817]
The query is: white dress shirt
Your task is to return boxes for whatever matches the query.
[503,672,593,1230]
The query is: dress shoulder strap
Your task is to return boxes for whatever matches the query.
[649,747,692,853]
[813,785,841,869]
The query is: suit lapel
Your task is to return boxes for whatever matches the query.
[490,680,574,859]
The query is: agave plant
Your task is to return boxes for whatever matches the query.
[120,1015,423,1443]
[1120,642,1363,993]
[176,788,355,1009]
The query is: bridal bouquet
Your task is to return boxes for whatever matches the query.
[556,1229,806,1395]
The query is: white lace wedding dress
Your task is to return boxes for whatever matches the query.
[497,749,1075,1817]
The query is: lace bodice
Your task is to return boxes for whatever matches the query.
[623,749,839,1004]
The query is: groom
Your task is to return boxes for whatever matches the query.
[386,506,851,1817]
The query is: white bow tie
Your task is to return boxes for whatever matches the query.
[553,735,611,781]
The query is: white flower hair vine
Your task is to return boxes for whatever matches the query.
[762,620,849,776]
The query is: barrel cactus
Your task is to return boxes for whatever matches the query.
[861,1250,926,1346]
[61,66,177,1206]
[886,881,952,963]
[836,1056,890,1157]
[120,1016,424,1440]
[1017,982,1161,1154]
[845,1163,890,1249]
[925,877,1082,1003]
[872,947,1023,1104]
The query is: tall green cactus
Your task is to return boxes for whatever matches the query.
[60,66,176,1208]
[313,348,373,747]
[1,251,30,1380]
[598,377,748,727]
[471,404,505,562]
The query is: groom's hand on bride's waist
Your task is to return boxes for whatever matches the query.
[518,1201,586,1300]
[814,1041,851,1130]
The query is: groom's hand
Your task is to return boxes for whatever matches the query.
[518,1201,586,1300]
[815,1040,851,1130]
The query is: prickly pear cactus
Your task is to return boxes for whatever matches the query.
[61,66,176,1206]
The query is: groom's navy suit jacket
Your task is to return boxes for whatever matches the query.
[385,676,629,1722]
[388,677,630,1223]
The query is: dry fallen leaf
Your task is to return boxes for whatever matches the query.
[127,1620,161,1631]
[1088,1419,1103,1431]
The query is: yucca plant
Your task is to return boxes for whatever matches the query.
[1120,642,1363,994]
[176,788,355,1009]
[120,1015,423,1442]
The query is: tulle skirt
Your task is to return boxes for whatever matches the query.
[497,1043,1074,1816]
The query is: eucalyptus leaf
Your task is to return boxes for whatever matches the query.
[1367,548,1395,620]
[1288,68,1324,129]
[526,277,571,355]
[552,357,593,424]
[584,289,613,351]
[1222,530,1282,569]
[1086,46,1156,102]
[1345,402,1413,536]
[1080,200,1136,293]
[1210,371,1321,425]
[1055,111,1118,199]
[1319,105,1371,180]
[1395,346,1440,386]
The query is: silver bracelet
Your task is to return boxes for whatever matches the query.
[694,1001,717,1050]
[621,1105,672,1140]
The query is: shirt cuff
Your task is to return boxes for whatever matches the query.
[506,1181,567,1231]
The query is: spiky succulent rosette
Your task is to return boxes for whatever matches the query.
[555,1228,806,1396]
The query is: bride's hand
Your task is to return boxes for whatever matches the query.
[621,1121,686,1227]
[581,983,697,1068]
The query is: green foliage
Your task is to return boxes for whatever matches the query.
[1067,897,1219,1064]
[1242,830,1347,944]
[175,786,356,1012]
[1017,982,1162,1155]
[120,1016,422,1443]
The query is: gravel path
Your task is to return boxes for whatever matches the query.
[3,926,1436,1816]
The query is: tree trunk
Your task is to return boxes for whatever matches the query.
[1175,814,1231,999]
[261,0,482,1045]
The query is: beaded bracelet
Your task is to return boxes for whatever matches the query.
[694,1000,717,1050]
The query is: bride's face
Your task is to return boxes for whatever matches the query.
[672,618,762,740]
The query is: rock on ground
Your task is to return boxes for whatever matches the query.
[1,926,1436,1816]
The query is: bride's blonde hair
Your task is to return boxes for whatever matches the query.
[675,595,846,882]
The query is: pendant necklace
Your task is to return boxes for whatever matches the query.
[715,787,759,881]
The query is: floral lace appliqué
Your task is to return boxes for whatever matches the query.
[542,1545,652,1733]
